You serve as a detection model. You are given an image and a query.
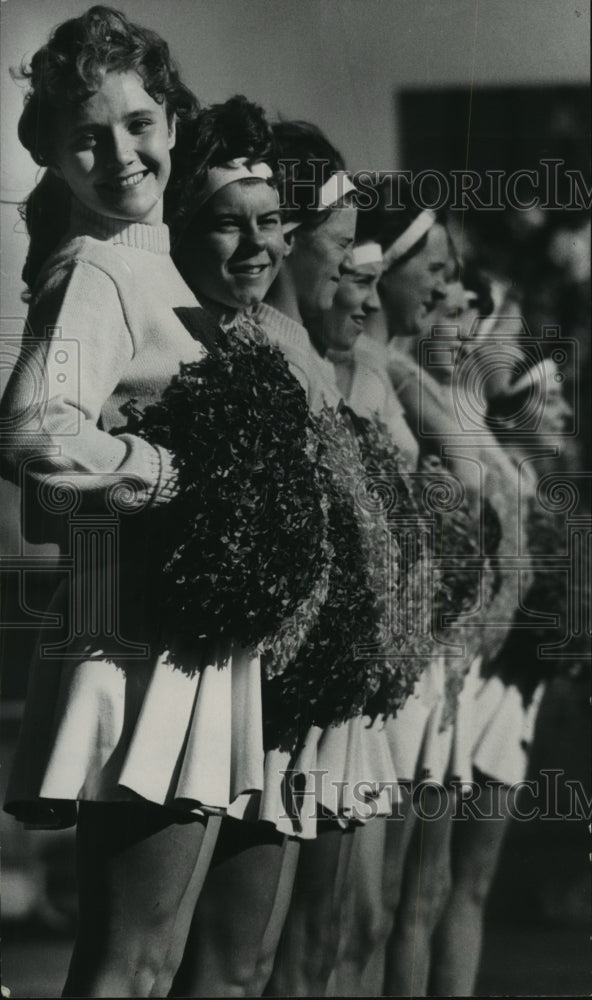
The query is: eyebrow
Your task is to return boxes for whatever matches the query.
[211,209,281,220]
[68,108,159,129]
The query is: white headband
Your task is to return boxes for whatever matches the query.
[282,170,357,234]
[382,209,437,270]
[510,358,560,395]
[352,241,383,267]
[196,157,274,209]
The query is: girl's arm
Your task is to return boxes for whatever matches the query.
[1,260,177,516]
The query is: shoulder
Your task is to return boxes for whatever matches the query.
[34,236,134,293]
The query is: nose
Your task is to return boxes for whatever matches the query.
[432,274,447,300]
[364,284,381,314]
[244,223,267,253]
[340,247,354,273]
[107,127,135,168]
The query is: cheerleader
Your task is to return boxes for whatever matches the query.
[0,8,224,996]
[331,185,472,998]
[307,235,426,998]
[379,259,509,996]
[240,122,401,997]
[428,306,567,995]
[147,94,308,999]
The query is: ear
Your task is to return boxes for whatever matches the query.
[282,230,296,258]
[168,115,176,151]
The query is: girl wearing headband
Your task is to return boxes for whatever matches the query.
[267,234,414,997]
[255,122,399,997]
[156,94,368,999]
[131,94,300,998]
[324,185,479,997]
[425,294,563,996]
[1,8,219,997]
[375,180,448,341]
[308,236,430,995]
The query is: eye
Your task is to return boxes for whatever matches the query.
[260,214,281,228]
[129,118,155,134]
[214,219,240,233]
[71,132,97,151]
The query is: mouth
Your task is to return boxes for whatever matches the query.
[99,170,149,193]
[351,314,365,327]
[229,263,269,278]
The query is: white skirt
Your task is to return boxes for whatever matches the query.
[385,656,453,786]
[5,574,398,838]
[451,656,545,787]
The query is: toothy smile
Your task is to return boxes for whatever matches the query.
[230,264,268,276]
[100,171,148,191]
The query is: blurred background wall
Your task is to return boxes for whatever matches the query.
[1,0,590,318]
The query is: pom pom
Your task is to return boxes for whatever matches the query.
[123,311,331,668]
[345,411,436,720]
[262,406,396,751]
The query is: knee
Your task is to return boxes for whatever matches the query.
[192,896,268,994]
[340,899,390,972]
[75,905,177,994]
[414,863,452,931]
[303,912,341,986]
[250,950,277,997]
[454,863,495,912]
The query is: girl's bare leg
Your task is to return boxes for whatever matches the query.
[265,821,355,997]
[429,780,511,996]
[149,814,221,997]
[249,836,301,994]
[63,801,212,998]
[331,790,416,997]
[171,817,287,998]
[382,784,454,997]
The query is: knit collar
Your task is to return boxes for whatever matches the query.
[69,200,170,254]
[256,303,310,347]
[354,333,388,367]
[325,346,356,368]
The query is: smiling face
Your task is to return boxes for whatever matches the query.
[320,260,383,352]
[379,222,449,337]
[50,70,175,225]
[287,205,358,321]
[176,179,284,309]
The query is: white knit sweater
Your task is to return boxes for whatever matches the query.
[329,334,419,468]
[256,302,341,412]
[1,203,206,529]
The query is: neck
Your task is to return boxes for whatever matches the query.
[364,307,389,346]
[69,199,170,253]
[265,268,303,325]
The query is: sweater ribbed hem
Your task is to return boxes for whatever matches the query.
[151,445,180,506]
[70,201,170,254]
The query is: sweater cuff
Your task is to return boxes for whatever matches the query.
[150,445,180,507]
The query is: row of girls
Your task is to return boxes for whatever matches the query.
[1,7,580,998]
